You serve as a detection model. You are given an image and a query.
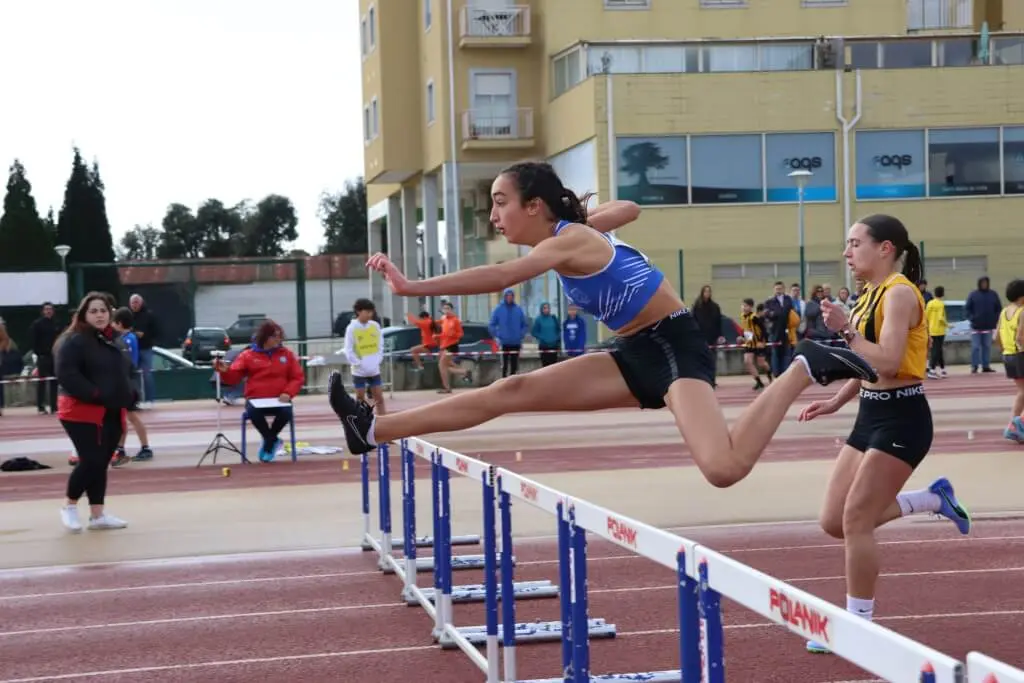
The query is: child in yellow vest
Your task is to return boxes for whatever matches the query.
[997,279,1024,443]
[925,285,948,379]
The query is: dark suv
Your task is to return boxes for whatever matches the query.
[182,327,232,363]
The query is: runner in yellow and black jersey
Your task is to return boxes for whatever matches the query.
[738,298,772,390]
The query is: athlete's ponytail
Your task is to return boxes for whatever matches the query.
[901,241,923,287]
[858,213,922,284]
[500,161,589,226]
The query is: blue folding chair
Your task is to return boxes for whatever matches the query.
[240,404,297,463]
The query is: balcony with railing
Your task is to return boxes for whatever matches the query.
[459,5,531,48]
[907,0,974,30]
[461,108,535,150]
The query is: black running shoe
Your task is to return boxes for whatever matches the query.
[793,339,878,386]
[328,371,376,455]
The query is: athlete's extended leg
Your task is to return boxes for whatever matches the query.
[666,339,877,488]
[818,446,901,539]
[329,352,638,453]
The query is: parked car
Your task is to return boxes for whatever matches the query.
[151,346,198,371]
[308,322,498,366]
[225,315,269,345]
[181,327,231,363]
[941,299,973,341]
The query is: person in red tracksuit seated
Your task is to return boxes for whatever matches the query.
[214,319,304,462]
[55,292,134,533]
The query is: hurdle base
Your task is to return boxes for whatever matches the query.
[406,580,558,605]
[518,670,682,682]
[360,534,480,552]
[438,618,616,649]
[382,554,515,575]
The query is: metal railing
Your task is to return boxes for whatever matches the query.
[459,5,530,39]
[907,0,973,30]
[461,108,534,142]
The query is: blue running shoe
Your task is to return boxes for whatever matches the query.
[806,640,831,654]
[258,445,274,463]
[928,477,971,535]
[1004,416,1024,444]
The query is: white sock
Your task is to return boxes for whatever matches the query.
[895,489,941,516]
[794,354,813,380]
[366,418,378,447]
[846,595,874,621]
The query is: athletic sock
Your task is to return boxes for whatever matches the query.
[366,418,378,447]
[895,489,942,516]
[794,354,813,380]
[846,595,874,620]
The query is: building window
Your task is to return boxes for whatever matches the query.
[923,255,988,275]
[552,47,583,96]
[992,37,1024,65]
[1003,127,1024,195]
[587,45,698,75]
[371,97,379,138]
[603,0,651,8]
[764,132,837,202]
[690,134,764,204]
[937,37,982,66]
[700,0,747,7]
[368,5,376,49]
[361,17,368,57]
[849,42,880,69]
[927,127,1000,197]
[881,40,932,68]
[855,130,927,200]
[363,106,371,142]
[426,80,435,124]
[759,44,814,71]
[424,0,432,30]
[702,45,757,72]
[616,136,688,206]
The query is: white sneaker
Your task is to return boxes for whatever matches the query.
[60,505,82,533]
[88,513,128,530]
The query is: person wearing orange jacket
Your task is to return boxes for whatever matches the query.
[437,301,472,393]
[214,319,304,462]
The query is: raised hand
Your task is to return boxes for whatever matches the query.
[820,299,850,332]
[366,252,412,295]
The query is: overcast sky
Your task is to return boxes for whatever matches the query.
[0,0,363,254]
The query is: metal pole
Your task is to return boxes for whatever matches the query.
[797,184,806,298]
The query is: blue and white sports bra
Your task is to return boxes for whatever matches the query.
[553,220,665,331]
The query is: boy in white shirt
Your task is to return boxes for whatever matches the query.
[343,298,386,414]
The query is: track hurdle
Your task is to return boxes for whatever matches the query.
[359,446,480,554]
[967,652,1024,682]
[497,467,700,683]
[692,544,966,683]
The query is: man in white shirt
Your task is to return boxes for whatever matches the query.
[343,298,386,415]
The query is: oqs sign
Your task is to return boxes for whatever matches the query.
[782,156,823,171]
[872,154,913,169]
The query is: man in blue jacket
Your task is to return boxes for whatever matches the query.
[488,288,527,377]
[562,304,587,358]
[966,276,1001,373]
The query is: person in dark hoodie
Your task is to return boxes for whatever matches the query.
[692,285,725,375]
[531,302,561,367]
[54,292,133,533]
[965,276,1001,373]
[562,304,587,358]
[488,288,528,377]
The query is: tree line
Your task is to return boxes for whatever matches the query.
[0,152,371,283]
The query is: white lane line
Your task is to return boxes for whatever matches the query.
[0,643,441,682]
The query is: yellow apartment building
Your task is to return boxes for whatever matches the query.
[359,0,1024,339]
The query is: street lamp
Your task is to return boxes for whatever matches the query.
[54,245,71,305]
[787,170,812,299]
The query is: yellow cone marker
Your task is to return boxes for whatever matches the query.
[222,467,231,477]
[343,459,350,471]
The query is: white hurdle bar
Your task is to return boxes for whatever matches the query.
[359,446,480,554]
[497,468,696,683]
[693,544,965,683]
[967,651,1024,682]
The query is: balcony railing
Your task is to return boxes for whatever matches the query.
[907,0,973,30]
[459,5,531,44]
[461,108,534,148]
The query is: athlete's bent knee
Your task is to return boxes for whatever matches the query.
[702,462,752,489]
[841,504,874,538]
[819,512,844,539]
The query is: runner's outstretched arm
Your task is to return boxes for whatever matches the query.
[367,229,585,297]
[586,200,640,234]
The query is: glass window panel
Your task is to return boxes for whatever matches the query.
[690,134,764,204]
[588,45,641,74]
[849,42,879,69]
[764,132,837,202]
[991,37,1024,66]
[1004,126,1024,195]
[760,44,813,71]
[643,45,690,73]
[616,136,689,205]
[937,38,981,66]
[882,40,933,68]
[927,127,1000,197]
[703,45,758,72]
[855,130,926,199]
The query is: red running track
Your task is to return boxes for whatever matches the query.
[3,517,1024,683]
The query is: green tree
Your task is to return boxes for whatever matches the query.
[319,178,367,255]
[118,224,161,261]
[239,194,298,257]
[195,199,246,257]
[156,203,203,259]
[0,159,58,272]
[56,149,120,298]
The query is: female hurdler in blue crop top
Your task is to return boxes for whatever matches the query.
[552,219,665,331]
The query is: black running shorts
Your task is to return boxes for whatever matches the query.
[846,383,933,469]
[605,308,716,410]
[1004,353,1024,380]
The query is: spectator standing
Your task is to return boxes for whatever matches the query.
[531,302,561,367]
[925,285,948,379]
[344,298,386,415]
[764,281,795,377]
[965,276,1001,373]
[692,285,725,374]
[802,285,834,341]
[918,279,934,304]
[488,288,527,377]
[562,304,587,358]
[111,307,154,463]
[128,294,159,406]
[0,318,25,417]
[29,302,59,414]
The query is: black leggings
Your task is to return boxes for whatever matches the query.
[501,345,521,377]
[539,345,560,367]
[247,403,290,451]
[62,410,123,506]
[929,335,945,369]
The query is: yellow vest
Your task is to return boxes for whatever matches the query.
[999,304,1021,354]
[924,298,947,337]
[849,272,928,380]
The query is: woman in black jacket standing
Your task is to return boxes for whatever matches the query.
[692,284,725,376]
[54,292,133,533]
